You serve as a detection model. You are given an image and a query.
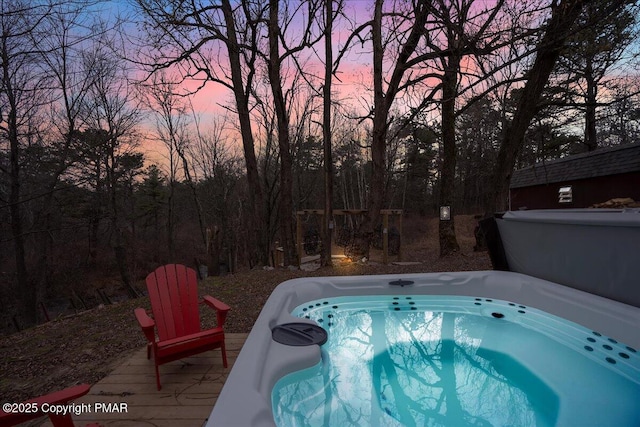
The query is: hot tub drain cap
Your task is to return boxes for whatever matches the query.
[272,322,328,346]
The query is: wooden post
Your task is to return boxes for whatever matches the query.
[296,212,303,266]
[383,212,389,264]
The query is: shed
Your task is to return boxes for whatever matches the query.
[509,142,640,210]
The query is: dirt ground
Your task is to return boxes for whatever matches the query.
[0,215,491,403]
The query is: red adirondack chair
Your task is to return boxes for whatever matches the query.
[135,264,230,390]
[0,384,100,427]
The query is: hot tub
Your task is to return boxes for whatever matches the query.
[496,209,640,307]
[208,271,640,426]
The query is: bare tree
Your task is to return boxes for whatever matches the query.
[338,0,519,257]
[486,0,628,213]
[142,72,190,260]
[29,7,109,307]
[187,114,242,274]
[251,0,324,265]
[83,42,142,298]
[334,0,433,257]
[320,0,340,267]
[333,128,370,211]
[136,0,269,265]
[250,79,282,259]
[1,0,101,327]
[231,0,326,266]
[427,0,518,255]
[0,1,50,326]
[187,115,236,181]
[289,87,322,210]
[435,0,464,256]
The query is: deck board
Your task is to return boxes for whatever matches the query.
[41,333,248,427]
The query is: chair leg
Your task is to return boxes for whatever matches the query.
[155,362,162,391]
[147,343,152,360]
[221,341,228,368]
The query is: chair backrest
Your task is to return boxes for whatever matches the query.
[146,264,202,341]
[0,384,96,427]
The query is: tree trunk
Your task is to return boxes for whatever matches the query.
[321,0,334,267]
[360,0,430,257]
[178,148,208,247]
[107,147,138,299]
[486,0,589,214]
[207,226,221,275]
[268,0,297,266]
[89,166,102,265]
[167,178,175,260]
[439,51,461,257]
[2,37,35,326]
[221,0,268,265]
[353,0,386,258]
[584,58,598,151]
[7,91,35,328]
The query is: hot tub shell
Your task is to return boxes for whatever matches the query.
[208,271,640,427]
[495,209,640,307]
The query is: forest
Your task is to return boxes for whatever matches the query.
[1,0,639,330]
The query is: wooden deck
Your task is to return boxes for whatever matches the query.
[43,333,248,427]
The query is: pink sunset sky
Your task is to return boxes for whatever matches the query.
[121,0,513,168]
[131,0,440,111]
[135,2,381,167]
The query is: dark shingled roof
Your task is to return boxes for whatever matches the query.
[510,142,640,189]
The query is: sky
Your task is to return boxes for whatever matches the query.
[104,0,383,167]
[101,0,640,173]
[112,0,381,104]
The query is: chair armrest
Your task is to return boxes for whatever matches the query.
[134,308,156,343]
[203,295,230,327]
[0,384,92,426]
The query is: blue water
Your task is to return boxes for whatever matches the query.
[271,296,640,427]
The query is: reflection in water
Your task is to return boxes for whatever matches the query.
[272,298,559,427]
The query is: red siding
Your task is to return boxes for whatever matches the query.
[509,171,640,210]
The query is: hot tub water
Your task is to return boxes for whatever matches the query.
[272,295,640,427]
